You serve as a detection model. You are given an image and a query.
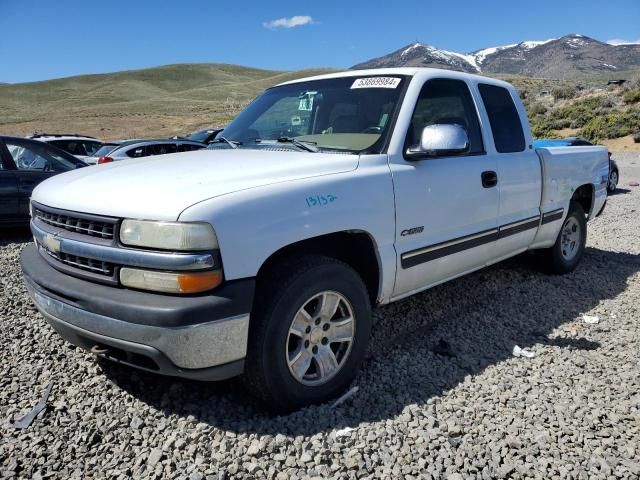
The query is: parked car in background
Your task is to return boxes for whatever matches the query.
[97,139,207,164]
[0,136,85,225]
[533,137,619,193]
[28,133,103,162]
[84,140,138,165]
[187,128,223,144]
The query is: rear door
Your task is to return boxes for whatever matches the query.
[0,140,20,222]
[477,84,542,259]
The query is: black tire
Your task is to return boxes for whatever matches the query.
[242,255,372,411]
[607,169,618,194]
[539,201,587,274]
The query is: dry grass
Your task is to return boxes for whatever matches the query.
[0,64,336,140]
[602,135,640,152]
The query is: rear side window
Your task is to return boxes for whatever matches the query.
[82,141,102,155]
[148,143,178,155]
[127,146,147,158]
[50,140,87,156]
[478,84,525,153]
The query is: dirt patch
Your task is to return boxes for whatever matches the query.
[602,135,640,153]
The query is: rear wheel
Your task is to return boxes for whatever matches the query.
[242,255,371,411]
[540,201,587,274]
[607,169,618,193]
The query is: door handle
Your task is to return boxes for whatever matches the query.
[481,171,498,188]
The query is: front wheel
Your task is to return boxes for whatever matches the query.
[242,255,372,411]
[539,201,587,274]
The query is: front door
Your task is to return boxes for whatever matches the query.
[3,139,60,217]
[389,78,500,298]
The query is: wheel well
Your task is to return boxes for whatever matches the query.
[256,231,381,305]
[571,184,593,217]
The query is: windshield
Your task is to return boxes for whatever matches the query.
[47,149,84,169]
[218,76,408,153]
[90,144,118,157]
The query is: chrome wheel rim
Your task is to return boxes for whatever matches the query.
[286,291,355,386]
[560,216,581,261]
[609,171,618,191]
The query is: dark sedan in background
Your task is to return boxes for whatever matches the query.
[533,137,620,193]
[0,136,85,226]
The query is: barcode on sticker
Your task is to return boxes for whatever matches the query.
[351,77,401,89]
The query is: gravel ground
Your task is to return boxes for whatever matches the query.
[2,154,640,479]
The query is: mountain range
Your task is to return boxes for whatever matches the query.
[352,34,640,78]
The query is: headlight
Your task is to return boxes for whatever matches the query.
[120,220,218,251]
[120,267,223,294]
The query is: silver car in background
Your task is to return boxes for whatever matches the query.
[96,139,207,164]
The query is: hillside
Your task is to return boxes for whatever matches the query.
[0,61,638,151]
[511,75,640,151]
[353,34,640,79]
[0,64,335,139]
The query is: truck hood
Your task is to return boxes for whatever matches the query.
[32,149,359,220]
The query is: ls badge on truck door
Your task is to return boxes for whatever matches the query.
[401,226,424,237]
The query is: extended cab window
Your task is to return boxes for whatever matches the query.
[478,84,525,153]
[407,79,484,155]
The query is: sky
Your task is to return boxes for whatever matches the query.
[1,0,639,83]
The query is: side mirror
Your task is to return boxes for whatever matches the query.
[406,124,470,160]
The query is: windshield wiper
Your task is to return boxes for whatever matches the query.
[256,137,319,153]
[209,137,241,149]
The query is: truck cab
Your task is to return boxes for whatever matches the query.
[21,68,609,410]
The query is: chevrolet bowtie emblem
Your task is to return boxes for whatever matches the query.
[42,233,61,254]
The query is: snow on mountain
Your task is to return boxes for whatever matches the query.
[607,39,640,46]
[472,39,556,66]
[472,44,518,66]
[400,43,423,58]
[520,38,556,49]
[352,34,640,77]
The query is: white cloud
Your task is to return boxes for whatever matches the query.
[264,15,314,30]
[607,38,640,46]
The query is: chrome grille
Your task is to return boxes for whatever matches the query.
[34,206,115,239]
[41,247,115,276]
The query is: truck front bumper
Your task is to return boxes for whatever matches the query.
[20,244,255,381]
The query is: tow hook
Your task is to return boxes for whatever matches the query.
[90,345,109,355]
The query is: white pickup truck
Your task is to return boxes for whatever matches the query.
[22,68,609,410]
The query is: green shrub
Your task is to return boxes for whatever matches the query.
[528,103,547,116]
[580,107,640,142]
[623,89,640,104]
[548,95,615,129]
[625,73,640,90]
[530,118,561,139]
[551,85,577,101]
[600,95,617,108]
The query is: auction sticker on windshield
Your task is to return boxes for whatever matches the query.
[351,77,401,89]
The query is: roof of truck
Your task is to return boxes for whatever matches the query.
[276,67,513,90]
